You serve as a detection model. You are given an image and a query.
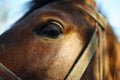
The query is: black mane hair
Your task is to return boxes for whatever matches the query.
[25,0,59,16]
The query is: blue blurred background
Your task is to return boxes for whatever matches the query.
[0,0,120,41]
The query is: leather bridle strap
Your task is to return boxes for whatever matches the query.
[75,4,107,30]
[0,63,21,80]
[97,23,106,80]
[65,3,106,80]
[65,25,99,80]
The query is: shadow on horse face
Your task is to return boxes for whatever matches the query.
[0,0,120,80]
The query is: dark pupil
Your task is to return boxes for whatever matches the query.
[35,22,63,38]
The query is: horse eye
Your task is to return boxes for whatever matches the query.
[34,21,63,38]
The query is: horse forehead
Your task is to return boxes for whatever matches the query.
[27,0,96,28]
[38,1,77,13]
[30,1,85,25]
[30,0,83,16]
[15,0,91,36]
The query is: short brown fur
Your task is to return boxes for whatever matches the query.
[0,0,120,80]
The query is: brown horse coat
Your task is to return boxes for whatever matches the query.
[0,0,120,80]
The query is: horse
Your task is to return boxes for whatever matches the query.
[0,0,120,80]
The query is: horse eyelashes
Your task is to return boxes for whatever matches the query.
[34,21,63,38]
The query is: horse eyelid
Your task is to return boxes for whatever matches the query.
[33,20,64,38]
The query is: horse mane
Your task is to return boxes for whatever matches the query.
[25,0,58,16]
[25,0,96,16]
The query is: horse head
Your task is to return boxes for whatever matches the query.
[0,0,120,80]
